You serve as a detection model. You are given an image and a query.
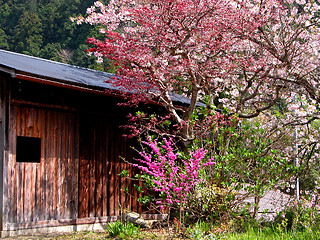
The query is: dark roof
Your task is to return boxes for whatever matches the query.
[0,49,198,106]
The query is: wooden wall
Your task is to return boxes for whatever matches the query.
[3,78,145,227]
[0,75,9,230]
[7,105,79,223]
[79,115,139,218]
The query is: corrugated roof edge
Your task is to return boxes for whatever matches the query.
[0,49,110,75]
[0,49,205,107]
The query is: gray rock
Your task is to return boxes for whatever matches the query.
[122,212,150,228]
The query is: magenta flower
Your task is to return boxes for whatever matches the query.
[135,137,214,209]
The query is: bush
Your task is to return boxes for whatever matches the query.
[274,201,320,232]
[186,221,216,240]
[106,220,141,239]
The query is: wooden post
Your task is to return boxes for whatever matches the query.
[0,75,10,231]
[0,107,4,231]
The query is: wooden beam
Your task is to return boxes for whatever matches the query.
[0,106,4,231]
[10,99,79,113]
[0,75,10,231]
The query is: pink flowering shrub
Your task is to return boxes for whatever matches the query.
[133,136,215,210]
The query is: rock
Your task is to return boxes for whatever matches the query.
[122,212,150,228]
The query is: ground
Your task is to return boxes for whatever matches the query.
[3,229,180,240]
[4,232,108,240]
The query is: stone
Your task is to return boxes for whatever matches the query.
[122,212,150,228]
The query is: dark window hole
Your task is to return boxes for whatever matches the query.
[16,136,41,163]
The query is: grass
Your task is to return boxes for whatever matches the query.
[5,221,320,239]
[5,228,320,240]
[218,227,320,240]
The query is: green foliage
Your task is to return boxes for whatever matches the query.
[219,202,320,240]
[274,202,320,232]
[0,29,9,50]
[188,107,296,224]
[13,11,43,56]
[220,226,320,240]
[187,221,216,240]
[187,184,237,223]
[38,43,63,62]
[0,0,106,70]
[71,44,96,68]
[123,107,297,228]
[297,118,320,199]
[106,220,125,238]
[105,220,141,239]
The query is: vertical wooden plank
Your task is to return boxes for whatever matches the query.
[127,138,133,211]
[88,120,96,218]
[120,132,126,212]
[45,109,50,220]
[34,162,40,222]
[131,140,136,212]
[45,110,52,220]
[65,114,70,219]
[78,156,85,218]
[24,108,31,222]
[108,125,115,216]
[64,113,70,219]
[79,116,89,218]
[20,107,26,223]
[16,162,23,223]
[68,113,77,219]
[30,163,36,221]
[125,134,131,211]
[31,109,41,221]
[28,108,36,222]
[114,123,120,216]
[0,76,6,230]
[52,111,58,220]
[34,108,41,222]
[8,106,17,223]
[65,114,75,219]
[64,113,69,219]
[24,163,31,222]
[95,119,103,217]
[102,124,108,217]
[130,137,138,213]
[57,112,65,220]
[71,113,79,220]
[40,109,47,221]
[16,107,23,223]
[79,156,89,218]
[13,106,23,223]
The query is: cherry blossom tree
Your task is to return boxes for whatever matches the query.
[71,1,320,219]
[74,0,320,145]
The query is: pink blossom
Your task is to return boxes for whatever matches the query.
[131,137,214,208]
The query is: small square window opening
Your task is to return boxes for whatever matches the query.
[16,136,41,163]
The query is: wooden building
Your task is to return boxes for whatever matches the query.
[0,50,191,236]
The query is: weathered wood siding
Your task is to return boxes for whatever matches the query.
[7,105,79,223]
[79,115,137,218]
[1,78,151,229]
[0,75,9,230]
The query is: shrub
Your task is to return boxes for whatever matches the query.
[274,201,320,232]
[106,220,141,239]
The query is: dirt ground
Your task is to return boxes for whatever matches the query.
[2,229,176,240]
[3,231,108,240]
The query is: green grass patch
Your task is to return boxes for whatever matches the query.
[218,227,320,240]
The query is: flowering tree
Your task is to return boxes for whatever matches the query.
[74,0,320,145]
[133,136,215,211]
[73,1,320,221]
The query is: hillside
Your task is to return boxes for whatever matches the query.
[0,0,111,71]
